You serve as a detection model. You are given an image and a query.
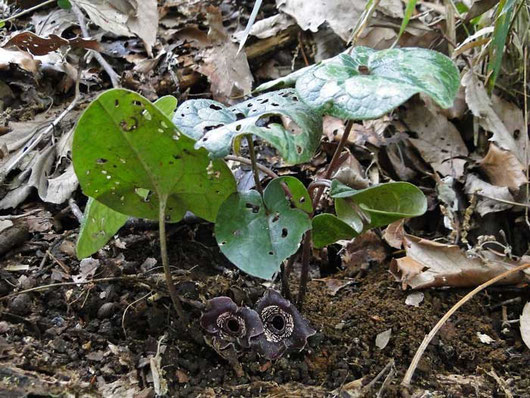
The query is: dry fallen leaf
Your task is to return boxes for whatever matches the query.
[375,328,392,350]
[383,219,405,249]
[462,70,527,165]
[390,235,526,289]
[331,150,370,189]
[520,302,530,350]
[405,291,424,307]
[4,32,101,56]
[0,48,40,74]
[464,174,514,216]
[478,144,527,190]
[404,101,468,178]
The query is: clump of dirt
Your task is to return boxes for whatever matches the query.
[1,221,529,397]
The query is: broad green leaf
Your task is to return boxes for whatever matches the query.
[269,176,313,213]
[312,214,358,248]
[173,89,322,165]
[331,180,427,229]
[215,178,311,279]
[154,95,178,118]
[73,89,236,223]
[76,197,129,259]
[57,0,72,9]
[296,46,459,119]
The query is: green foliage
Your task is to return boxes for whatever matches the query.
[172,89,322,165]
[215,177,312,279]
[331,180,427,229]
[57,0,72,9]
[257,47,459,120]
[488,0,516,92]
[312,214,358,249]
[154,95,178,119]
[76,198,129,259]
[72,89,236,223]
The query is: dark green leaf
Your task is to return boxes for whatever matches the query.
[57,0,72,9]
[331,180,427,229]
[312,214,358,249]
[215,178,311,279]
[154,95,178,118]
[297,46,460,119]
[487,0,514,92]
[173,89,322,165]
[73,89,236,223]
[76,198,129,259]
[267,176,313,213]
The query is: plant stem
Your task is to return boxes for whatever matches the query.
[246,135,263,195]
[297,230,312,309]
[281,253,297,302]
[296,120,355,308]
[313,120,355,207]
[158,195,188,324]
[0,0,55,25]
[225,155,279,179]
[401,262,530,387]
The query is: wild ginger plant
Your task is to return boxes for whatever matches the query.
[72,46,459,315]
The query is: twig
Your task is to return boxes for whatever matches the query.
[122,291,153,338]
[0,275,146,302]
[0,0,55,25]
[225,155,279,179]
[2,83,81,180]
[475,193,530,208]
[46,249,71,274]
[362,359,395,392]
[401,262,530,387]
[71,2,120,88]
[0,209,41,220]
[246,135,263,195]
[68,198,84,223]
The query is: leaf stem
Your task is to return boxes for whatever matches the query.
[246,135,263,195]
[225,155,279,179]
[158,195,188,324]
[296,120,355,308]
[0,0,55,25]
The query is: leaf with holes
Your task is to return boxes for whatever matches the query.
[312,214,358,248]
[331,180,427,229]
[257,47,459,120]
[172,89,322,165]
[72,89,236,223]
[215,178,311,279]
[76,198,129,259]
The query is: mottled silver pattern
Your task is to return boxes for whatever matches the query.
[261,305,294,343]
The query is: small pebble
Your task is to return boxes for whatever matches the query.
[97,302,116,319]
[8,293,32,315]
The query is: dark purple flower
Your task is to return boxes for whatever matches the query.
[200,296,263,350]
[252,289,316,360]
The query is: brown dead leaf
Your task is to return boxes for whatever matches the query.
[200,7,253,102]
[390,235,525,289]
[463,70,527,165]
[383,219,405,249]
[464,174,514,216]
[342,231,387,275]
[479,144,527,190]
[4,32,101,56]
[0,48,40,74]
[404,101,468,178]
[313,278,353,296]
[520,302,530,350]
[331,150,369,189]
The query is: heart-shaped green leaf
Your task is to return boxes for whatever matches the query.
[331,180,427,229]
[257,47,459,120]
[215,177,312,279]
[73,89,236,223]
[76,197,129,259]
[312,214,358,249]
[172,89,323,165]
[154,95,178,118]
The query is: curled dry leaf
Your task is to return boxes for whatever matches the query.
[462,70,527,165]
[331,150,370,190]
[382,219,405,249]
[464,174,514,216]
[4,32,101,56]
[0,48,40,74]
[233,13,294,41]
[390,234,527,289]
[478,144,527,190]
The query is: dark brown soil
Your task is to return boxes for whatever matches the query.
[1,219,529,397]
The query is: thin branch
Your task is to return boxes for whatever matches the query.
[246,135,263,195]
[402,262,530,387]
[225,155,279,179]
[297,230,312,309]
[0,0,55,25]
[71,2,120,88]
